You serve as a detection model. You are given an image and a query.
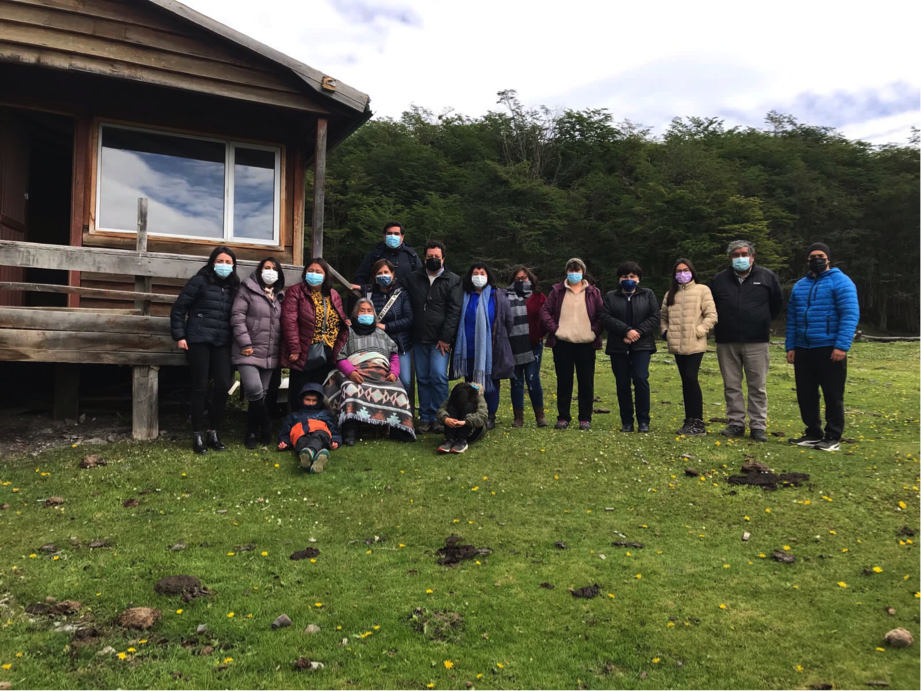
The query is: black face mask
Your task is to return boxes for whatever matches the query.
[513,280,530,297]
[808,257,828,273]
[425,257,442,272]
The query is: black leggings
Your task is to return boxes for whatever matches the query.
[186,343,233,432]
[294,430,332,455]
[674,353,704,420]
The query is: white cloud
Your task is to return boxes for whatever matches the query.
[181,0,920,143]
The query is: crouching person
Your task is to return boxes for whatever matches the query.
[436,382,487,454]
[277,383,341,473]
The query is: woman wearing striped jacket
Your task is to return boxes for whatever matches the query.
[505,266,548,428]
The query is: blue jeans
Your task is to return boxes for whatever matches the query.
[610,350,652,425]
[413,343,450,422]
[510,343,544,410]
[398,351,412,392]
[465,358,500,415]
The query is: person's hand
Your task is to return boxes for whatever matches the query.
[626,329,641,342]
[349,371,364,384]
[444,417,459,428]
[385,372,397,382]
[241,347,254,356]
[350,284,361,291]
[786,350,795,365]
[345,319,352,327]
[331,442,339,450]
[830,348,847,362]
[289,353,300,363]
[623,337,632,344]
[277,441,288,450]
[437,340,451,355]
[177,339,189,351]
[376,322,387,330]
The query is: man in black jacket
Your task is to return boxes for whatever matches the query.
[708,240,783,442]
[600,261,660,433]
[350,222,421,288]
[404,240,463,433]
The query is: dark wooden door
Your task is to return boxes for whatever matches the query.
[0,107,30,306]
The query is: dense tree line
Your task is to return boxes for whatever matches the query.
[319,91,920,333]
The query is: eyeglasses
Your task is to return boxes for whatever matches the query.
[731,253,751,258]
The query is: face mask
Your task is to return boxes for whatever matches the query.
[675,271,693,284]
[514,280,531,293]
[808,257,828,273]
[213,263,233,279]
[302,398,320,409]
[425,257,442,272]
[620,279,638,291]
[261,269,278,285]
[376,274,393,287]
[385,234,401,249]
[732,257,751,272]
[356,314,375,326]
[471,275,488,289]
[305,271,324,287]
[567,272,583,285]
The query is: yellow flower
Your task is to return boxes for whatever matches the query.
[310,558,317,563]
[117,652,127,660]
[476,674,483,679]
[127,647,136,652]
[261,551,268,557]
[426,589,433,594]
[796,665,804,672]
[444,660,454,669]
[715,441,721,447]
[635,574,642,579]
[608,593,615,599]
[314,602,323,607]
[496,663,504,669]
[399,544,405,548]
[765,508,771,513]
[652,657,661,663]
[793,585,799,589]
[139,639,147,644]
[224,657,233,663]
[227,611,235,617]
[828,530,836,535]
[274,463,279,468]
[719,604,727,609]
[471,487,479,492]
[666,622,675,627]
[52,556,59,561]
[723,564,730,569]
[29,554,36,559]
[783,546,790,551]
[759,553,766,558]
[743,516,750,521]
[914,592,920,598]
[15,653,22,658]
[176,609,183,614]
[426,685,434,689]
[841,548,848,553]
[373,625,380,630]
[872,566,883,573]
[899,501,907,509]
[838,582,848,588]
[227,552,235,556]
[876,647,886,652]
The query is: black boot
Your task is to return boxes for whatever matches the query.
[206,430,227,451]
[244,403,259,450]
[486,412,496,430]
[342,421,358,447]
[191,432,208,455]
[258,397,273,445]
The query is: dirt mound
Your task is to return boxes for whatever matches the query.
[154,575,212,601]
[728,471,809,491]
[436,535,492,567]
[409,608,464,641]
[72,627,103,646]
[611,541,644,549]
[290,548,320,560]
[741,459,772,473]
[79,455,107,468]
[570,584,601,599]
[44,497,64,507]
[117,607,161,630]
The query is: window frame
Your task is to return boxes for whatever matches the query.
[94,121,282,247]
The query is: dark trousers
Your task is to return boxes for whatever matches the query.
[794,346,847,440]
[186,342,232,432]
[287,362,333,411]
[444,423,486,444]
[674,352,704,420]
[294,430,332,455]
[611,350,652,425]
[552,340,596,423]
[464,358,500,415]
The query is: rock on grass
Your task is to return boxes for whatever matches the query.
[117,607,161,630]
[272,614,292,630]
[885,628,914,648]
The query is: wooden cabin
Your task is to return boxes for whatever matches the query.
[0,0,371,436]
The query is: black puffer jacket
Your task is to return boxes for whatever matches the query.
[601,287,660,355]
[708,265,783,344]
[353,242,422,285]
[364,283,414,354]
[170,267,237,346]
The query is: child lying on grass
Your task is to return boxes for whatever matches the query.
[277,383,341,473]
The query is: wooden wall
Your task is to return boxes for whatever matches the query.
[0,108,29,306]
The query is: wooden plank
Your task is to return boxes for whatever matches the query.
[12,0,205,37]
[311,117,327,257]
[53,362,78,421]
[0,281,178,303]
[69,107,89,307]
[132,364,159,440]
[0,42,331,113]
[0,328,175,352]
[0,347,185,366]
[292,143,305,266]
[134,198,151,314]
[0,307,170,334]
[0,305,141,314]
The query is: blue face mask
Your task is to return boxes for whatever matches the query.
[385,234,401,249]
[376,274,393,287]
[357,314,375,326]
[305,271,324,287]
[567,272,583,285]
[732,257,751,272]
[213,263,233,279]
[620,279,638,291]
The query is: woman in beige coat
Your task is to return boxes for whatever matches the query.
[660,258,717,436]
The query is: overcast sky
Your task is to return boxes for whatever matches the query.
[183,0,919,145]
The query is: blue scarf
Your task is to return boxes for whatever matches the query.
[453,286,493,392]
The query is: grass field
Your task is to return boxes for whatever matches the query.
[0,342,918,690]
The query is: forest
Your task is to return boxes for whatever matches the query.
[321,91,920,334]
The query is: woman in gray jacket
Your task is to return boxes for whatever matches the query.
[232,258,286,449]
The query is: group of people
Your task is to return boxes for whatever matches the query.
[170,224,860,470]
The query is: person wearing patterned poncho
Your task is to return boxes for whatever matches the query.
[324,298,416,446]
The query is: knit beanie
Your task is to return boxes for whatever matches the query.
[565,257,587,273]
[807,242,830,259]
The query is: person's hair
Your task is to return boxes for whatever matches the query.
[727,239,754,256]
[371,258,396,278]
[206,245,240,287]
[302,257,333,295]
[508,265,540,292]
[446,382,481,417]
[383,222,404,235]
[255,256,285,292]
[616,261,643,280]
[351,297,378,322]
[462,262,496,293]
[666,257,699,306]
[562,259,594,286]
[423,240,446,257]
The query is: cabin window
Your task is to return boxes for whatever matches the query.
[96,124,280,245]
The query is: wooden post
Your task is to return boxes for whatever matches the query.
[53,363,79,422]
[132,197,158,440]
[311,118,328,258]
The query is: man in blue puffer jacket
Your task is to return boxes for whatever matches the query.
[785,242,859,452]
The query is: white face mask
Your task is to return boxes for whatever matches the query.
[471,275,488,289]
[261,269,278,286]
